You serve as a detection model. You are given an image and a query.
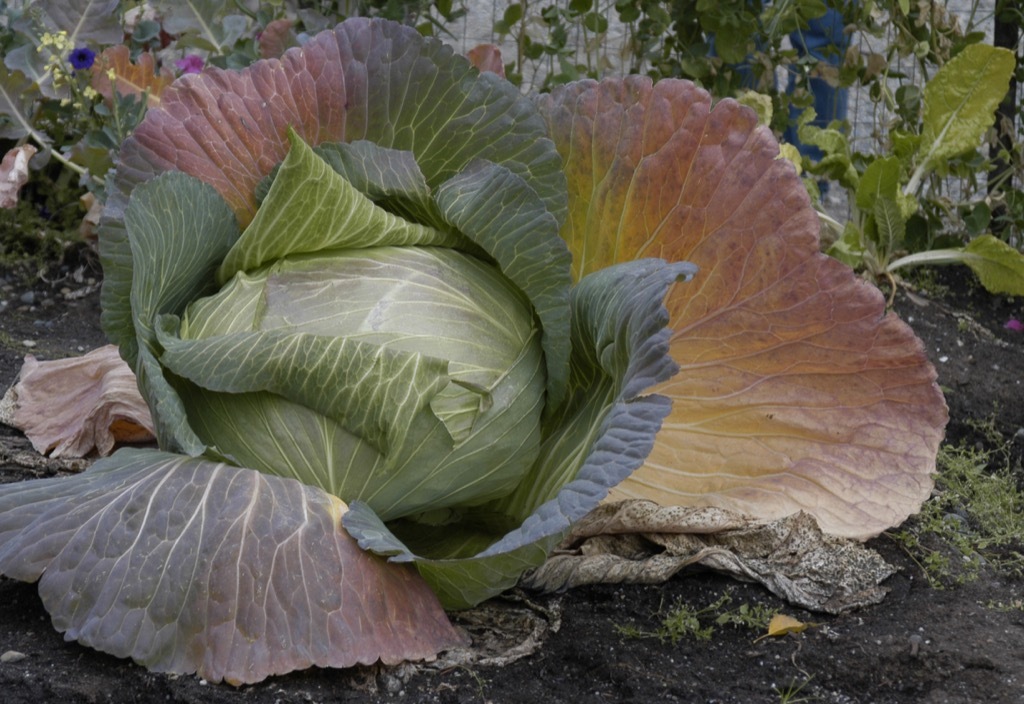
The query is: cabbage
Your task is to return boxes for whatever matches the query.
[176,243,547,519]
[0,18,946,685]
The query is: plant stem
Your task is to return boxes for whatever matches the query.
[23,128,105,188]
[886,247,970,273]
[904,160,928,197]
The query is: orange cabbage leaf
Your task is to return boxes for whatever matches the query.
[538,78,947,539]
[91,46,174,108]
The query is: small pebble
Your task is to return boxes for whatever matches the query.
[19,291,35,305]
[908,634,923,656]
[379,672,403,694]
[1,650,27,663]
[22,340,37,348]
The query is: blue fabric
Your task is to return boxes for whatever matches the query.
[707,6,852,164]
[783,9,850,162]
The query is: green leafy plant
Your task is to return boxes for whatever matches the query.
[616,592,778,643]
[889,440,1024,588]
[813,42,1024,297]
[0,18,946,684]
[491,0,619,89]
[0,1,344,201]
[774,676,817,704]
[294,0,467,37]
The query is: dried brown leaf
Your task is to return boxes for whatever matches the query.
[91,46,174,108]
[466,44,505,77]
[0,144,36,209]
[10,344,154,458]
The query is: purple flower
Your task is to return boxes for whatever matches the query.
[68,47,96,70]
[1005,318,1023,333]
[175,55,205,74]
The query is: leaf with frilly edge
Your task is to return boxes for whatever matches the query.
[0,449,466,685]
[538,77,947,539]
[108,17,565,229]
[102,17,566,361]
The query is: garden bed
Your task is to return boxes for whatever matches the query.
[1,251,1022,704]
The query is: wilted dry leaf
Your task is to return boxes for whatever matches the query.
[523,500,896,614]
[6,345,154,458]
[91,46,173,108]
[0,144,36,209]
[466,44,505,77]
[78,191,104,241]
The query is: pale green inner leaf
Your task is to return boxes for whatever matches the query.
[217,130,463,284]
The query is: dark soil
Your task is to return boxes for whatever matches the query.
[1,249,1022,704]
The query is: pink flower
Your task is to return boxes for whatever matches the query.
[1005,319,1024,332]
[175,55,204,74]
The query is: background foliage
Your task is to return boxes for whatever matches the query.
[1,0,1022,285]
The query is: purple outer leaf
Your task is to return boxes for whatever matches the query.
[112,17,565,228]
[0,449,466,684]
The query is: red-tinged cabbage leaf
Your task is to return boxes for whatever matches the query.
[537,77,948,539]
[110,19,566,228]
[0,449,465,685]
[101,16,567,392]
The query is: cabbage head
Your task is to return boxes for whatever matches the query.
[0,19,696,684]
[0,16,946,686]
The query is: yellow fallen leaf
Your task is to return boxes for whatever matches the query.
[754,614,817,643]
